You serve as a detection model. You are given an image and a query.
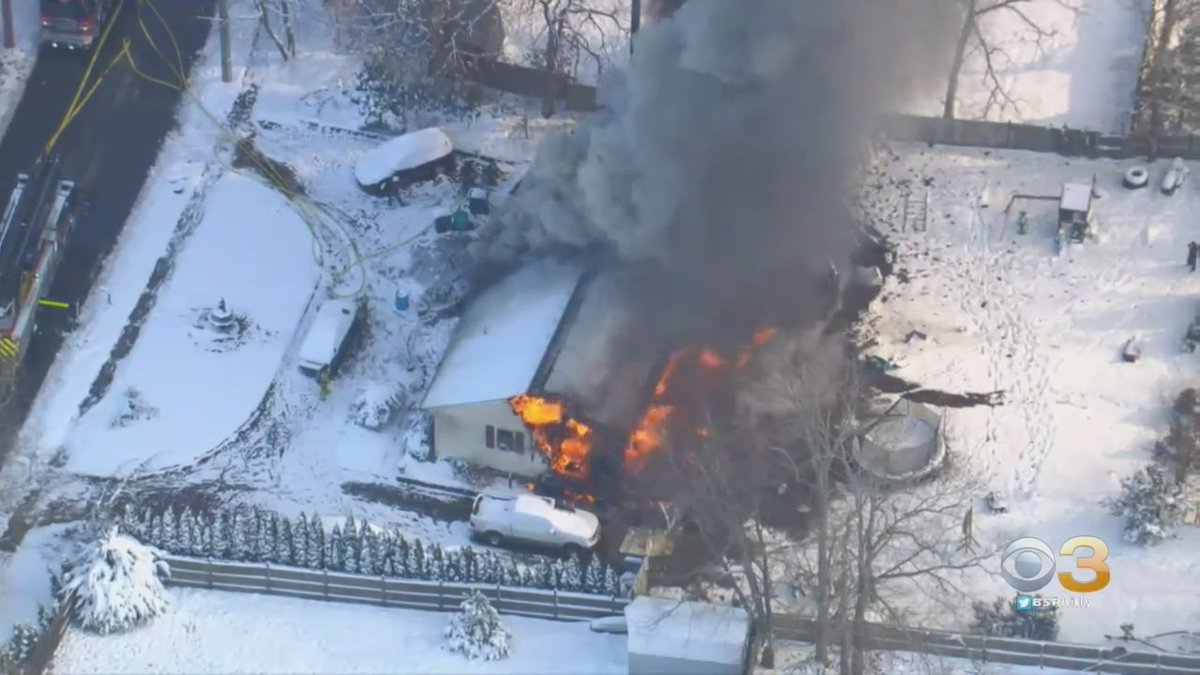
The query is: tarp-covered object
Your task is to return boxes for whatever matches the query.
[355,127,454,192]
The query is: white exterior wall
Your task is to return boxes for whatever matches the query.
[429,399,549,477]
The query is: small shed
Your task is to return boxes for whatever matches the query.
[1058,182,1094,242]
[625,597,751,675]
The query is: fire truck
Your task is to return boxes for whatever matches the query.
[0,156,78,367]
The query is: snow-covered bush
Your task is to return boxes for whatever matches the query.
[61,527,171,634]
[444,591,511,661]
[1107,464,1183,545]
[969,596,1059,641]
[350,381,404,430]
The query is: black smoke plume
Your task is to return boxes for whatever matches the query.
[471,0,953,347]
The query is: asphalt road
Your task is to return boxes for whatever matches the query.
[0,0,215,467]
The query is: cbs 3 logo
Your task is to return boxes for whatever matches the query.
[1000,536,1111,593]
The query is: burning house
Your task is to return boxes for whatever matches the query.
[422,256,780,504]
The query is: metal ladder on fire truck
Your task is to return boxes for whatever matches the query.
[0,154,76,400]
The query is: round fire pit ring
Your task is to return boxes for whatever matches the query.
[854,402,945,481]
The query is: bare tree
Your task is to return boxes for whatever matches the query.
[520,0,627,116]
[942,0,1074,120]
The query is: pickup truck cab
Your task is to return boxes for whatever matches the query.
[470,493,601,555]
[40,0,111,51]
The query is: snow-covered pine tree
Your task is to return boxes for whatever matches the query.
[231,509,251,561]
[970,596,1060,641]
[5,623,37,661]
[191,511,208,557]
[178,510,195,556]
[161,509,179,554]
[249,509,268,563]
[563,556,585,592]
[344,515,361,572]
[604,565,621,596]
[146,513,164,550]
[61,527,170,635]
[215,512,233,559]
[461,547,479,583]
[412,540,427,579]
[359,531,375,576]
[477,551,498,585]
[443,549,464,582]
[277,517,294,565]
[534,559,554,590]
[367,529,385,576]
[308,516,325,569]
[393,534,411,577]
[584,559,606,594]
[200,515,217,558]
[428,543,446,581]
[329,525,346,571]
[1108,464,1184,545]
[294,513,310,568]
[444,591,510,661]
[115,503,135,537]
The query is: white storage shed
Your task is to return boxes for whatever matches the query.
[625,597,751,675]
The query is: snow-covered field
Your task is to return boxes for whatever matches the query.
[906,0,1147,132]
[0,0,39,137]
[52,587,629,674]
[858,142,1200,641]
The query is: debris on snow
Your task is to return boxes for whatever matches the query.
[444,590,511,661]
[61,528,171,635]
[350,381,405,430]
[109,388,158,429]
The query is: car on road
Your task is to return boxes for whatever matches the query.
[469,493,601,555]
[40,0,112,51]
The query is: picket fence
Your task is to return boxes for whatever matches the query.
[773,615,1200,674]
[161,555,629,622]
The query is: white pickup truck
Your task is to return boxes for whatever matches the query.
[470,493,601,555]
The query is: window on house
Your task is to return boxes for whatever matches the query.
[496,429,525,453]
[485,425,495,448]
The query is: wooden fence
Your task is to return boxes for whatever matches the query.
[161,555,628,623]
[773,615,1200,674]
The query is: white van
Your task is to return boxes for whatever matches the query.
[297,298,362,376]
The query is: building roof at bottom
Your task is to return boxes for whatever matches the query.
[625,597,750,665]
[421,259,586,409]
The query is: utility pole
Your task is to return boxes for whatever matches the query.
[2,0,15,50]
[218,0,233,83]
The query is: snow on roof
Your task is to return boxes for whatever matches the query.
[539,268,673,430]
[354,127,454,187]
[422,259,586,409]
[1060,182,1092,212]
[298,299,357,367]
[625,597,750,665]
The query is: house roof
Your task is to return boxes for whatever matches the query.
[1060,183,1092,212]
[536,267,673,430]
[421,259,586,409]
[625,597,750,665]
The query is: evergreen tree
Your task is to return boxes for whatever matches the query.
[534,560,554,590]
[148,514,164,550]
[477,551,498,585]
[277,517,294,565]
[552,558,576,591]
[161,509,179,553]
[294,513,311,568]
[115,503,136,537]
[360,531,376,576]
[231,510,251,561]
[248,509,266,562]
[308,516,325,569]
[202,515,218,558]
[443,549,464,582]
[444,591,511,661]
[178,510,195,556]
[461,547,479,583]
[367,529,385,575]
[215,512,233,559]
[604,566,621,596]
[1108,464,1184,545]
[428,543,446,581]
[344,515,361,572]
[329,525,346,571]
[970,596,1060,641]
[584,559,606,594]
[412,540,427,579]
[393,534,411,577]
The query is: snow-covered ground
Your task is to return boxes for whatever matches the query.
[0,525,72,640]
[858,142,1200,642]
[64,174,322,476]
[0,0,39,137]
[906,0,1147,132]
[765,641,1084,675]
[53,587,629,674]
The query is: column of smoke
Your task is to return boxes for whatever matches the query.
[471,0,953,345]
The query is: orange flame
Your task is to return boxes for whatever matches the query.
[510,394,592,479]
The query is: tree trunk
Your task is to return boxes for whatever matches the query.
[542,17,560,118]
[281,0,296,57]
[813,470,832,663]
[257,0,290,62]
[942,0,978,120]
